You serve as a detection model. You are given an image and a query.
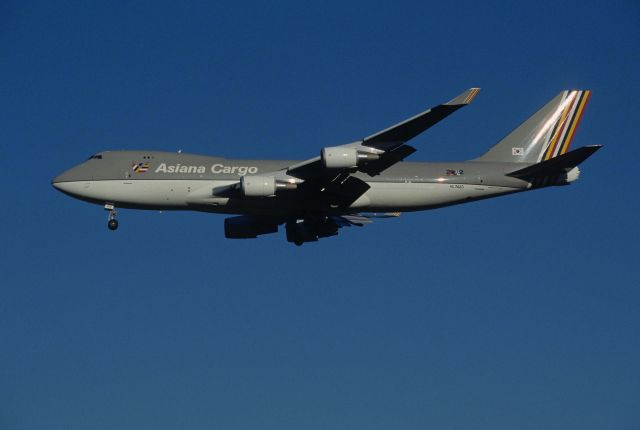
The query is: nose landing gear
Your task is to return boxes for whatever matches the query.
[105,203,118,231]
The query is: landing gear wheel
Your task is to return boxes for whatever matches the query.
[294,240,303,246]
[105,203,118,231]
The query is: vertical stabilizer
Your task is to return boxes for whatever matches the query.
[476,90,591,163]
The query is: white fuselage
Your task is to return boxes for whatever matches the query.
[51,150,531,217]
[54,178,518,214]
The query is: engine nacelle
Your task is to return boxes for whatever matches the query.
[321,146,358,169]
[285,218,338,245]
[224,216,279,239]
[240,175,277,197]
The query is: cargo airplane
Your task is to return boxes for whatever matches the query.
[52,88,599,245]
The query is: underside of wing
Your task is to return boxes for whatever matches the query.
[223,212,401,245]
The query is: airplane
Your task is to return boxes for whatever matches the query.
[52,88,600,245]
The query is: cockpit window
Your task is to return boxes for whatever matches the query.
[87,154,103,160]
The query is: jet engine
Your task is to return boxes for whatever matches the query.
[321,146,379,169]
[321,147,358,169]
[224,216,279,239]
[240,175,277,197]
[239,175,298,197]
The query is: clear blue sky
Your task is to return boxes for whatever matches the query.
[1,1,638,429]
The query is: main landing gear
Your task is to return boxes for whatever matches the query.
[105,203,118,231]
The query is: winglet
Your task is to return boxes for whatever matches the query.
[445,88,481,106]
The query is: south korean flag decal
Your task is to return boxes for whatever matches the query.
[512,147,524,156]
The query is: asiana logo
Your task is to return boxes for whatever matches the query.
[132,162,150,173]
[154,163,258,176]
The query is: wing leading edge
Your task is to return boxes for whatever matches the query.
[362,87,480,149]
[286,88,480,180]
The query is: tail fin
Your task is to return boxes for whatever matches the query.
[476,90,591,163]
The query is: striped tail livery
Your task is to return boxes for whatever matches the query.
[477,90,591,164]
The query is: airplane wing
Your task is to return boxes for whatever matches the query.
[286,88,480,180]
[224,212,402,244]
[216,89,480,209]
[361,87,480,149]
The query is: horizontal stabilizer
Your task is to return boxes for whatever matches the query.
[506,145,602,180]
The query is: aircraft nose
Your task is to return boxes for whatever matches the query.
[51,164,90,196]
[51,174,63,190]
[51,170,72,191]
